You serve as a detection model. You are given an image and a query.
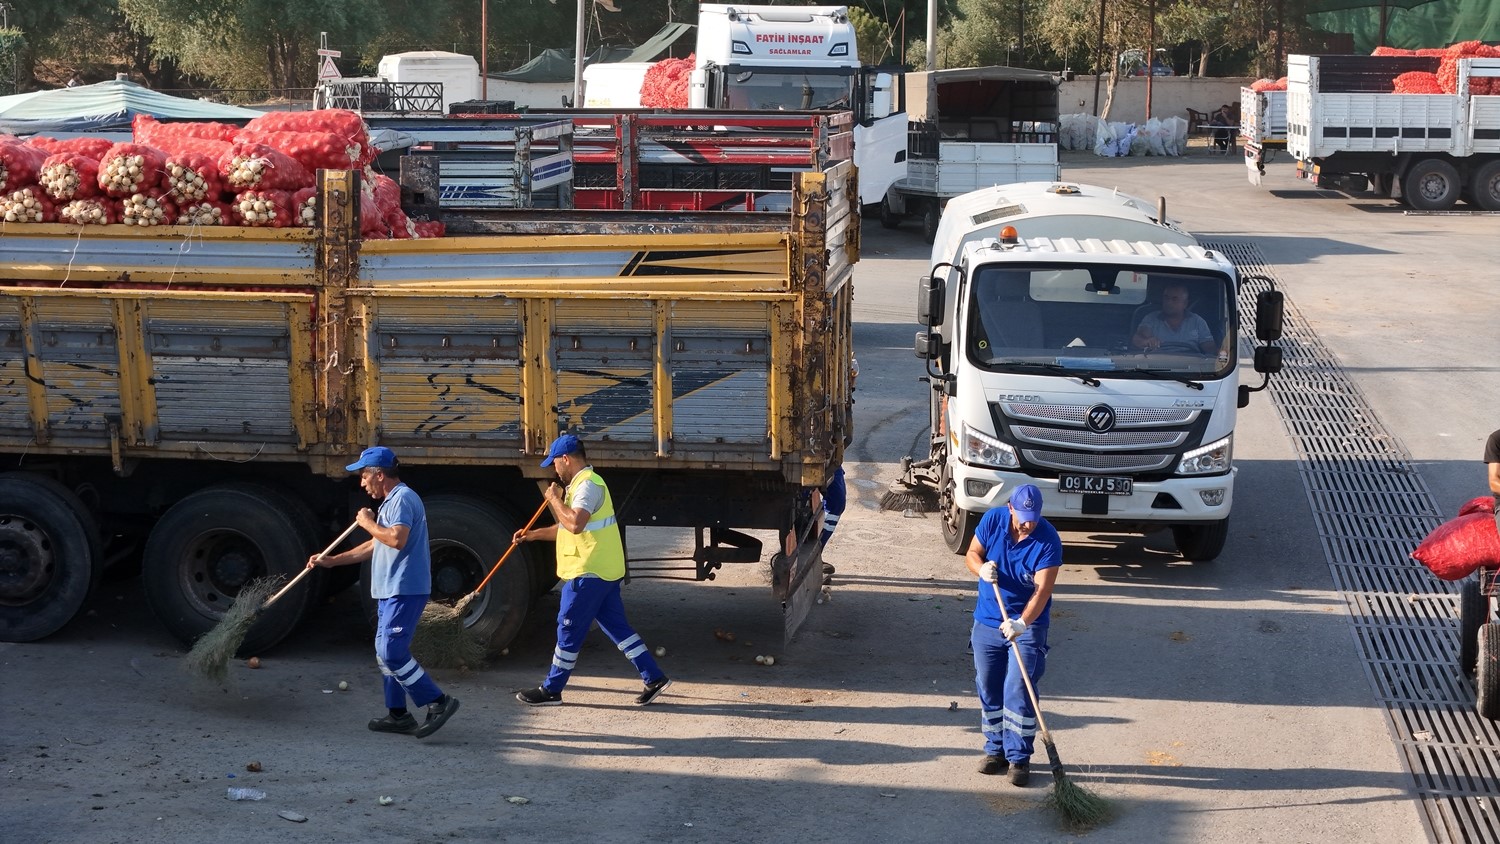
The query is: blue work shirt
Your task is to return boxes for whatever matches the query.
[972,505,1063,628]
[368,483,431,599]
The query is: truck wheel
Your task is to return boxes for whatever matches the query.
[1478,623,1500,721]
[1172,519,1229,562]
[1460,576,1486,675]
[360,494,533,656]
[921,204,941,243]
[1403,159,1462,210]
[879,197,903,229]
[143,484,320,655]
[938,465,977,554]
[0,475,99,642]
[1469,160,1500,211]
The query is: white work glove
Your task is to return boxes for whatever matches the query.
[978,561,998,583]
[1001,618,1027,640]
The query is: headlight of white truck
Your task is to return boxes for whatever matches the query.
[1177,435,1232,476]
[963,424,1019,469]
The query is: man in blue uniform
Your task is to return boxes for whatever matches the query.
[965,483,1062,786]
[308,446,460,738]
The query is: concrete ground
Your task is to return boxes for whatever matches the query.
[4,149,1495,844]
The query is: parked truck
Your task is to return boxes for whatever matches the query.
[0,155,857,653]
[880,66,1062,242]
[1285,53,1500,209]
[1240,85,1286,185]
[897,181,1283,560]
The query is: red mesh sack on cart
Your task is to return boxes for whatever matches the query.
[39,153,101,200]
[235,130,361,172]
[178,198,233,226]
[59,197,120,226]
[1458,496,1498,517]
[1,186,58,222]
[232,189,294,227]
[641,55,694,108]
[1393,71,1443,94]
[97,143,167,197]
[165,150,228,202]
[121,189,178,227]
[133,114,240,146]
[0,142,49,193]
[1411,513,1500,581]
[1416,48,1449,58]
[243,109,373,165]
[292,186,317,227]
[1372,46,1414,56]
[221,142,312,191]
[25,136,115,159]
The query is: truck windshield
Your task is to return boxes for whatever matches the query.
[725,71,852,110]
[964,263,1234,379]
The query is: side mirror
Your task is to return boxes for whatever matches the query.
[870,72,894,120]
[1255,289,1284,342]
[1253,345,1283,374]
[1237,384,1251,408]
[917,275,944,326]
[915,331,936,360]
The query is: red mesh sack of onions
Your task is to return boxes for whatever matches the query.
[121,189,178,227]
[236,130,361,172]
[243,109,373,165]
[1372,46,1414,56]
[133,114,240,146]
[232,189,295,227]
[178,198,233,226]
[59,198,120,226]
[292,186,317,227]
[1392,71,1443,94]
[411,220,445,239]
[97,143,167,197]
[1,187,58,223]
[25,136,115,159]
[641,55,694,108]
[165,150,229,202]
[0,142,50,193]
[220,142,312,191]
[1411,513,1500,581]
[39,153,102,200]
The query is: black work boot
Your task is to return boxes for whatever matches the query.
[414,695,460,739]
[1007,761,1031,787]
[368,712,418,734]
[978,754,1005,775]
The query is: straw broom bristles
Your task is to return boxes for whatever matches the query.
[411,596,485,669]
[182,577,280,684]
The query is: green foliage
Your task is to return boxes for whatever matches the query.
[0,29,24,95]
[849,7,896,65]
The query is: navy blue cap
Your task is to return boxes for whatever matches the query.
[345,446,397,473]
[1009,483,1043,523]
[541,434,581,467]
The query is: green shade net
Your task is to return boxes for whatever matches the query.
[1309,0,1500,51]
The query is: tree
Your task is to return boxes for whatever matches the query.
[849,7,896,65]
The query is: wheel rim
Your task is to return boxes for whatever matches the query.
[429,539,488,625]
[1418,173,1449,202]
[938,469,962,540]
[176,528,267,616]
[0,513,57,606]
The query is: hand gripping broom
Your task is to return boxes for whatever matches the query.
[990,581,1111,829]
[184,520,361,683]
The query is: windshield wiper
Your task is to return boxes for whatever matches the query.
[1116,367,1204,390]
[993,360,1102,388]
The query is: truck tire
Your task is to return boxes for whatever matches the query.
[360,494,533,656]
[143,484,320,655]
[0,475,100,642]
[922,203,941,244]
[1460,576,1488,675]
[1403,159,1462,210]
[938,464,978,554]
[1173,518,1229,562]
[1470,160,1500,211]
[879,197,903,229]
[1478,623,1500,721]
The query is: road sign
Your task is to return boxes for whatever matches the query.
[318,56,341,82]
[317,48,342,57]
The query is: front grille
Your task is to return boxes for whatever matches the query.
[1002,402,1199,428]
[1020,449,1174,473]
[1011,425,1187,451]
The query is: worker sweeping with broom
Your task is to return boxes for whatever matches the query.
[307,446,460,738]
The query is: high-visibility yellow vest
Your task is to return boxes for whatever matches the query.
[555,467,625,581]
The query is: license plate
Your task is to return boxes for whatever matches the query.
[1058,474,1133,495]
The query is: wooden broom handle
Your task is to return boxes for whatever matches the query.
[470,500,550,597]
[264,520,362,609]
[990,580,1053,738]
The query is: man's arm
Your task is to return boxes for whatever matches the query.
[1131,315,1158,350]
[1489,461,1500,495]
[1017,565,1060,626]
[309,538,376,568]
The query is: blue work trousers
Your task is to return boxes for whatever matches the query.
[376,595,444,710]
[972,619,1049,761]
[544,576,664,693]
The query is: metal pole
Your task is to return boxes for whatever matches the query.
[481,0,489,100]
[925,0,937,71]
[574,0,587,107]
[1092,0,1105,116]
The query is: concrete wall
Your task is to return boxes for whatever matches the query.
[1059,76,1253,123]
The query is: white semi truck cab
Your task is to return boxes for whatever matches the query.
[903,182,1284,560]
[690,4,906,207]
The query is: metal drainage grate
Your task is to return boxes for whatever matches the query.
[1208,240,1500,844]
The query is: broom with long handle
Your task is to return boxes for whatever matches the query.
[989,580,1111,828]
[185,520,362,682]
[420,499,551,631]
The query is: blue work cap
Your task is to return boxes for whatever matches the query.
[541,433,582,467]
[345,446,397,473]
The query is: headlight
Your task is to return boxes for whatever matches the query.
[963,424,1019,469]
[1177,435,1232,476]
